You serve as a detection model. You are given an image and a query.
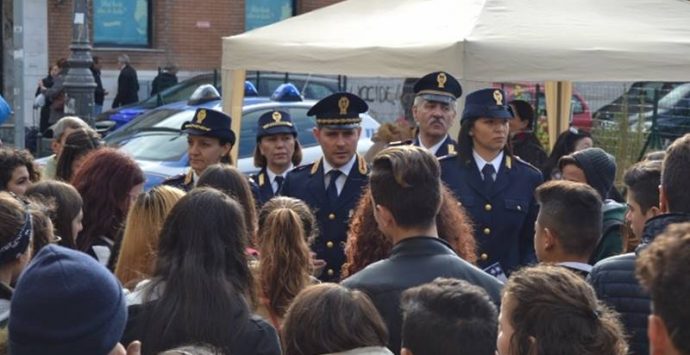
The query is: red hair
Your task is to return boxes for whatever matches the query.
[71,148,144,252]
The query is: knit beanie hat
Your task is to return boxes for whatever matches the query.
[566,147,617,199]
[9,245,127,355]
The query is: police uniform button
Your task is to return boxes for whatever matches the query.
[517,205,522,211]
[328,213,336,220]
[327,269,334,276]
[326,241,334,248]
[484,204,492,211]
[480,253,488,261]
[483,227,491,235]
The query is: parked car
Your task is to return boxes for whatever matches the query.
[495,83,593,130]
[97,72,345,133]
[97,73,220,126]
[594,81,685,122]
[103,87,379,190]
[651,83,690,141]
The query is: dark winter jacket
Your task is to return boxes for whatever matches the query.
[588,213,690,355]
[150,72,178,96]
[510,131,547,169]
[112,64,139,108]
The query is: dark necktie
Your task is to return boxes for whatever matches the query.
[482,164,496,194]
[274,176,284,194]
[326,170,342,206]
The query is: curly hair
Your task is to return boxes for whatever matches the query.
[0,148,40,191]
[341,184,476,279]
[256,197,315,319]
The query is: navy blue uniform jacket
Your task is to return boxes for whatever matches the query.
[440,152,542,274]
[281,155,369,281]
[250,168,280,206]
[413,135,457,157]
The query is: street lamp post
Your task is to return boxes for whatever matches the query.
[63,0,96,127]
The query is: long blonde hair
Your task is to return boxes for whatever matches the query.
[257,197,315,317]
[114,185,185,288]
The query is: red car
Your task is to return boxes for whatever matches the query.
[494,83,593,131]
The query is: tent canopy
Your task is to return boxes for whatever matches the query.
[223,0,690,81]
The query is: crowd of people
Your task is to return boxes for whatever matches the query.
[0,70,689,355]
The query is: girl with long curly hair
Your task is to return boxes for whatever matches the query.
[254,197,318,330]
[342,184,476,279]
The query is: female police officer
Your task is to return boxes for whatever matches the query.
[164,108,237,191]
[440,88,543,279]
[250,110,302,205]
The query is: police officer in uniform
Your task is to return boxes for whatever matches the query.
[164,108,259,196]
[411,71,462,157]
[440,88,543,279]
[281,92,369,282]
[250,110,302,206]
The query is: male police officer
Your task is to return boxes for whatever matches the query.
[411,71,462,157]
[440,88,543,279]
[250,110,302,205]
[281,92,369,282]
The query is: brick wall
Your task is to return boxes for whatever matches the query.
[47,0,341,73]
[48,0,244,72]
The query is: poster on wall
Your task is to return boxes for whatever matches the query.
[94,0,150,47]
[245,0,294,31]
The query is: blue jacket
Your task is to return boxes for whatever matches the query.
[281,155,369,281]
[250,168,280,206]
[413,135,457,157]
[588,213,690,355]
[440,152,542,274]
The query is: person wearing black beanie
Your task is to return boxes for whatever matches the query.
[559,147,627,264]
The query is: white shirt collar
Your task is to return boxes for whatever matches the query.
[418,134,448,156]
[192,170,199,187]
[557,261,593,273]
[266,165,292,182]
[472,150,504,175]
[323,154,357,177]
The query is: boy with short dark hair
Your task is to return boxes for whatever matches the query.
[400,278,498,355]
[534,180,602,277]
[623,160,662,250]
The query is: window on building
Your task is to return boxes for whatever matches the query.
[245,0,295,31]
[93,0,152,47]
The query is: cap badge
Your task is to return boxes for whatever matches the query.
[338,96,350,115]
[196,109,207,124]
[436,72,447,88]
[493,90,503,105]
[272,111,282,122]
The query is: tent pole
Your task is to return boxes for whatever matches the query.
[223,69,246,166]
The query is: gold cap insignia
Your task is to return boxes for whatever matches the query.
[196,109,207,124]
[437,72,447,89]
[272,111,282,122]
[338,96,350,115]
[493,90,503,105]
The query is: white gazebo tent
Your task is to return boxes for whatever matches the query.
[221,0,690,161]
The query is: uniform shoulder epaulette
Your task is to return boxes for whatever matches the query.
[437,151,458,161]
[163,173,185,183]
[291,163,313,172]
[513,155,542,175]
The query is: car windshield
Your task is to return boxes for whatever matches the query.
[119,131,188,161]
[139,75,216,106]
[659,84,690,110]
